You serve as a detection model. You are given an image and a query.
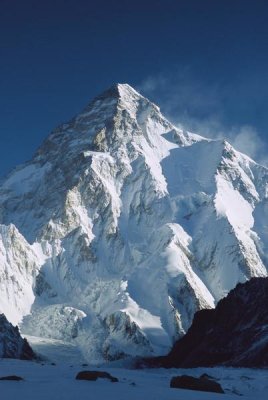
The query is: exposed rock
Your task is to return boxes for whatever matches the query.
[0,314,35,360]
[0,376,24,381]
[170,375,224,394]
[75,370,118,382]
[158,278,268,368]
[199,373,217,381]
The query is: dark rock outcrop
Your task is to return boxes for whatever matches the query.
[0,314,35,360]
[150,278,268,368]
[75,370,118,382]
[170,375,224,393]
[0,375,24,381]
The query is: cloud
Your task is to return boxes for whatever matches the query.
[137,73,268,166]
[138,72,222,122]
[229,126,262,160]
[137,76,167,94]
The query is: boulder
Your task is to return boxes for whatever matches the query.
[0,375,24,381]
[75,370,118,382]
[170,375,224,393]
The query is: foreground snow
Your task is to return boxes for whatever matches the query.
[0,358,267,400]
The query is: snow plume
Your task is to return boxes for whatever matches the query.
[230,126,264,160]
[138,73,268,166]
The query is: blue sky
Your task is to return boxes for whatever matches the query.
[1,0,268,177]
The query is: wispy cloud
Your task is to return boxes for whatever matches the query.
[138,73,268,166]
[230,126,263,160]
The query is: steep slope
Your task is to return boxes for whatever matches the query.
[0,313,35,360]
[0,84,267,362]
[0,224,41,324]
[155,277,268,368]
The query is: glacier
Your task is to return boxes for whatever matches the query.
[0,83,267,362]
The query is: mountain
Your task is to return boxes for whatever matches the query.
[0,83,267,362]
[0,314,35,360]
[153,277,268,368]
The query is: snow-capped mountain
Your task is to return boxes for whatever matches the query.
[0,83,267,362]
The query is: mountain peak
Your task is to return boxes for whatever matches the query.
[86,82,162,118]
[116,83,142,98]
[68,83,147,127]
[64,82,163,137]
[92,83,143,103]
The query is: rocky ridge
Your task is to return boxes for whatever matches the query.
[0,313,35,360]
[154,277,268,368]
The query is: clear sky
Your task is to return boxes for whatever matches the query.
[1,0,268,177]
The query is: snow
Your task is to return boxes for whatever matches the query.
[215,176,254,228]
[162,139,223,197]
[24,335,87,363]
[0,358,267,400]
[121,292,172,353]
[0,224,40,325]
[2,163,51,195]
[0,83,268,362]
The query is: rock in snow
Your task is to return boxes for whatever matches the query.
[0,375,24,381]
[75,370,118,382]
[170,375,224,393]
[0,83,268,362]
[0,314,35,360]
[157,277,268,368]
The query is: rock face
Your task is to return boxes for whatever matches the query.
[0,84,268,362]
[159,277,268,368]
[0,314,35,360]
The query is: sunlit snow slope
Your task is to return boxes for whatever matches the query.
[0,84,267,362]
